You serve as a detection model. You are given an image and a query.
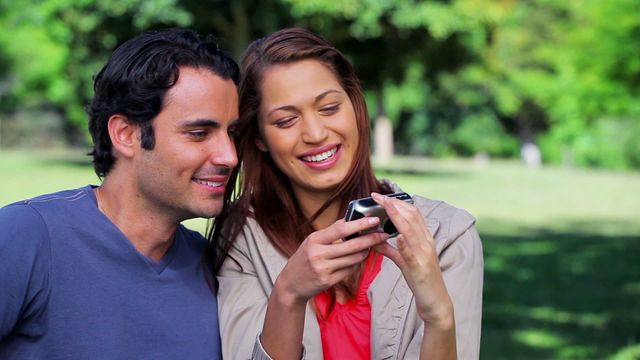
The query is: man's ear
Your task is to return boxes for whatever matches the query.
[255,137,268,152]
[108,114,138,158]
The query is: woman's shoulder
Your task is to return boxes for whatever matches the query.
[381,179,476,240]
[412,195,476,229]
[412,194,480,255]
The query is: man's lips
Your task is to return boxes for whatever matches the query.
[193,178,225,187]
[192,175,229,189]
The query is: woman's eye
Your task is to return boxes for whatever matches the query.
[275,117,296,128]
[320,104,340,115]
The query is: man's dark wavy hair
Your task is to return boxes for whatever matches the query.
[88,28,239,178]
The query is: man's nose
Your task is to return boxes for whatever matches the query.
[210,134,238,169]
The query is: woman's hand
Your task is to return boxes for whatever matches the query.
[262,217,389,360]
[275,217,390,306]
[370,192,454,327]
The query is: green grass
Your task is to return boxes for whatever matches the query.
[376,157,640,360]
[2,150,639,359]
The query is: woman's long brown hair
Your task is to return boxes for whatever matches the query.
[208,28,390,314]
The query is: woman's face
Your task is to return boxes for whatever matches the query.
[257,59,359,199]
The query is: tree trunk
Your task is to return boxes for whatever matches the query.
[373,90,394,165]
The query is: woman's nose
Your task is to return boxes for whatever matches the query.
[300,115,328,144]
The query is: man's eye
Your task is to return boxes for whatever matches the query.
[228,125,239,138]
[188,130,208,138]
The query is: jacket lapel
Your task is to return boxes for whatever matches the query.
[252,227,324,359]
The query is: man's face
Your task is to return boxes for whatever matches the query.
[133,66,238,221]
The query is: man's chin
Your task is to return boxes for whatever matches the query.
[195,206,223,219]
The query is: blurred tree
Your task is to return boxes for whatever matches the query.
[439,0,640,167]
[1,0,638,169]
[0,0,296,146]
[0,0,193,145]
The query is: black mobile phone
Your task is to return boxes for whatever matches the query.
[343,192,413,240]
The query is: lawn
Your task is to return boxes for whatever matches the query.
[2,149,639,359]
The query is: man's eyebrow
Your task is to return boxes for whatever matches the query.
[266,89,343,117]
[180,119,220,128]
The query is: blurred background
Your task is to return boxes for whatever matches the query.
[1,0,639,358]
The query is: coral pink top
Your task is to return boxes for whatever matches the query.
[314,251,383,360]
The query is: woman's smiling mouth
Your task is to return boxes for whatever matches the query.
[300,145,339,163]
[298,145,342,170]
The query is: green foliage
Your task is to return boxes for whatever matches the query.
[0,0,193,144]
[451,112,518,157]
[572,117,640,170]
[1,0,639,169]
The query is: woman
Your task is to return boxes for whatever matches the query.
[212,28,483,360]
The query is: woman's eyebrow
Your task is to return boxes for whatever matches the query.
[314,89,342,103]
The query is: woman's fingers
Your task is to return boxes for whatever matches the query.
[370,193,411,235]
[309,217,379,245]
[396,234,424,269]
[371,192,435,247]
[325,231,388,258]
[373,242,404,267]
[303,250,369,289]
[324,250,369,272]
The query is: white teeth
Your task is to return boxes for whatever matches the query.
[194,179,223,187]
[302,147,337,162]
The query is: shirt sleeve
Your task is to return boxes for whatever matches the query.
[252,333,306,360]
[439,209,484,360]
[0,204,51,341]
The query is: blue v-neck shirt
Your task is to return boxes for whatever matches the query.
[0,186,221,359]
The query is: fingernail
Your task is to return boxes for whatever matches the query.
[367,217,379,225]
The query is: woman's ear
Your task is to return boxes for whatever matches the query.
[108,114,138,158]
[255,137,268,152]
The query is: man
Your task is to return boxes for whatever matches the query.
[0,28,239,359]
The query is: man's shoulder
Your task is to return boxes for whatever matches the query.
[1,186,95,241]
[0,193,57,267]
[21,186,93,207]
[3,186,93,213]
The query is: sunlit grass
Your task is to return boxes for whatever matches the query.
[375,156,640,235]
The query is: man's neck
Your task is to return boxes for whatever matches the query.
[96,179,179,261]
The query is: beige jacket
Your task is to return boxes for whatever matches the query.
[217,189,484,360]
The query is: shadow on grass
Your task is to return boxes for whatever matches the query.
[480,220,640,359]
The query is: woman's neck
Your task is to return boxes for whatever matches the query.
[293,188,341,230]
